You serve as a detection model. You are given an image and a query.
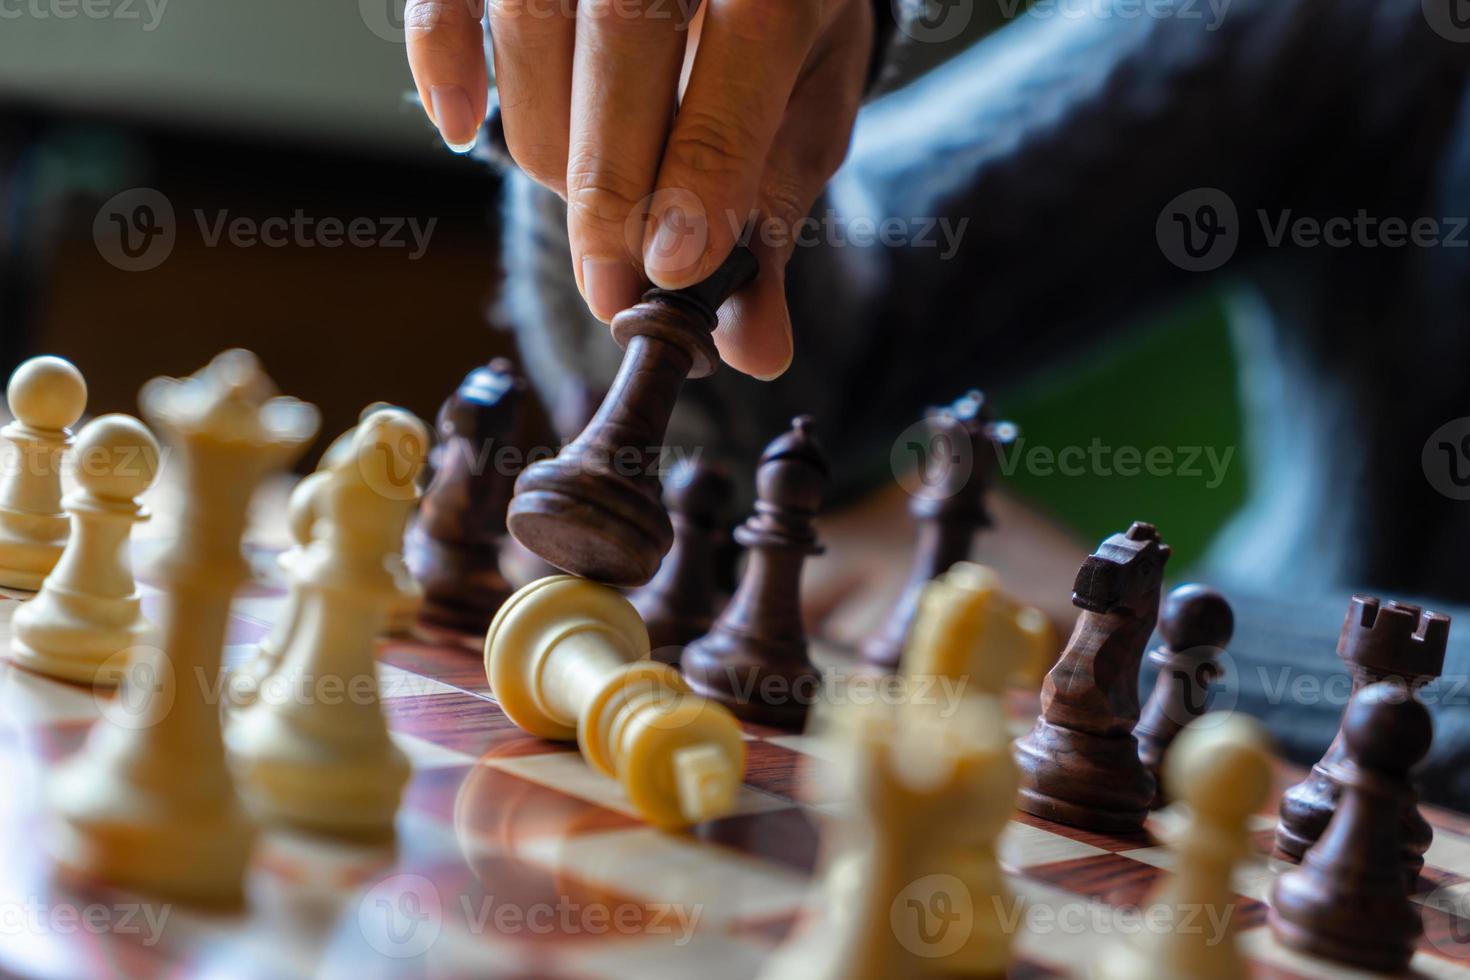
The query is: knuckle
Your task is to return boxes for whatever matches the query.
[726,0,822,45]
[405,0,472,37]
[762,176,813,232]
[580,0,660,32]
[566,156,648,229]
[506,140,568,192]
[666,113,758,180]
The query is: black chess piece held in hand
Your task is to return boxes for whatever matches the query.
[507,248,758,588]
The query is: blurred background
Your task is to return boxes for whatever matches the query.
[0,0,1244,568]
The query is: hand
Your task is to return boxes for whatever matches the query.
[405,0,875,380]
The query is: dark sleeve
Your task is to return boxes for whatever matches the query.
[764,0,1469,479]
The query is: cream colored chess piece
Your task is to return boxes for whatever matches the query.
[485,575,745,830]
[317,402,419,634]
[760,695,1017,980]
[0,356,87,590]
[1094,713,1272,980]
[901,561,1053,695]
[228,408,428,838]
[228,468,330,706]
[231,404,423,707]
[10,415,160,685]
[49,350,318,905]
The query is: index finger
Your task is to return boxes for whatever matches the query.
[643,0,822,288]
[406,0,490,151]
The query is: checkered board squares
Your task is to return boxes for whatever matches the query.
[1,555,1470,979]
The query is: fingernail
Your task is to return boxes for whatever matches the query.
[581,257,641,321]
[430,85,477,153]
[644,206,708,287]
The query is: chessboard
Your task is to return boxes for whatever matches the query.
[2,522,1470,979]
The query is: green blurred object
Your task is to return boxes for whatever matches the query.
[997,297,1246,570]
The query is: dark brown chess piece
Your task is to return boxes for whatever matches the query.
[1135,584,1233,808]
[1275,596,1448,883]
[861,390,1016,672]
[1014,522,1172,834]
[681,418,827,729]
[628,459,734,665]
[403,359,529,646]
[498,379,610,588]
[1268,682,1431,973]
[507,248,758,587]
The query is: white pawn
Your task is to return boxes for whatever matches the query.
[0,356,87,590]
[227,407,429,838]
[228,468,330,706]
[11,415,160,685]
[230,403,422,706]
[1095,713,1272,980]
[901,562,1053,696]
[317,402,419,634]
[308,403,423,628]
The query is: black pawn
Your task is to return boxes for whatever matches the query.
[1269,682,1431,973]
[1135,584,1233,807]
[403,359,529,645]
[862,390,1015,672]
[628,459,734,664]
[681,417,827,729]
[1276,596,1448,883]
